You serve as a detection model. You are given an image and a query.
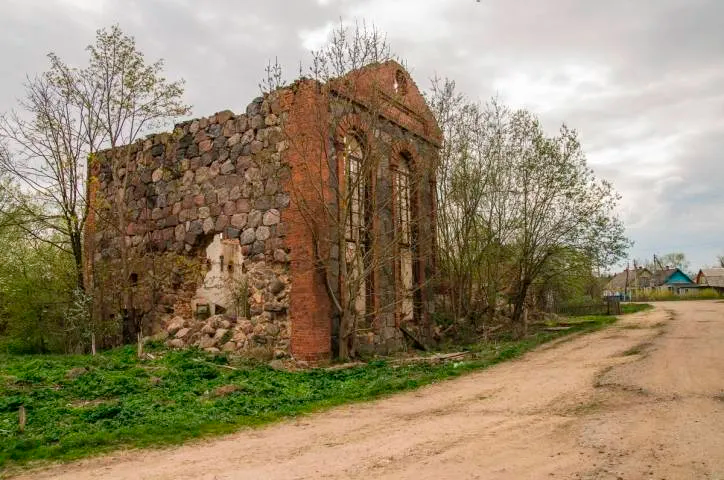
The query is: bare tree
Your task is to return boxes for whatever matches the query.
[429,80,517,325]
[654,252,690,272]
[0,68,99,290]
[430,81,628,336]
[0,24,190,354]
[267,21,432,359]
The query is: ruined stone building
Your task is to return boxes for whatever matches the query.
[85,61,441,361]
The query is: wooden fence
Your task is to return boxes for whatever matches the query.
[555,298,621,317]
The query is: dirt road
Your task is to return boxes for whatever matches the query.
[14,301,724,479]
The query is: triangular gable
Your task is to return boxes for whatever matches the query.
[328,60,442,147]
[664,268,694,284]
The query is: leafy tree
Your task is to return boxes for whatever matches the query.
[0,25,189,352]
[430,82,629,335]
[656,252,690,272]
[77,25,190,353]
[0,205,77,353]
[506,113,628,333]
[429,80,517,324]
[0,68,98,290]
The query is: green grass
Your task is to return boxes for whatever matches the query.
[0,317,615,470]
[620,303,654,314]
[632,289,722,302]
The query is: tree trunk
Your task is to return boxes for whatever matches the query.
[511,281,531,339]
[70,230,85,291]
[338,309,352,361]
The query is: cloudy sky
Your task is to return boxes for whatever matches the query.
[1,0,722,270]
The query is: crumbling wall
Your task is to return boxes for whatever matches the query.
[88,94,293,356]
[87,62,440,361]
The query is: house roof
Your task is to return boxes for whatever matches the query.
[697,268,724,288]
[652,267,694,286]
[605,268,651,291]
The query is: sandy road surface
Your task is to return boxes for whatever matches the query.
[13,301,724,479]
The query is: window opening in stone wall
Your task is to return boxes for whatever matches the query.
[344,135,365,243]
[393,156,412,246]
[394,153,415,324]
[393,69,408,95]
[130,273,138,286]
[343,134,370,328]
[195,303,210,320]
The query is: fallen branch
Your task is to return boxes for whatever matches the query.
[325,361,365,371]
[391,351,469,365]
[191,358,239,370]
[399,325,428,351]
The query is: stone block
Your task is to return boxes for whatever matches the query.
[247,210,262,228]
[215,215,229,231]
[225,226,240,239]
[256,225,271,242]
[263,209,280,225]
[220,160,235,175]
[203,217,215,234]
[230,213,247,229]
[240,228,256,245]
[264,114,278,126]
[199,139,213,153]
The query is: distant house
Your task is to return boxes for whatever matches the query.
[695,268,724,294]
[651,267,699,295]
[603,267,653,299]
[604,266,699,298]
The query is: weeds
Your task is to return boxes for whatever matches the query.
[0,317,615,469]
[620,303,654,314]
[632,289,721,302]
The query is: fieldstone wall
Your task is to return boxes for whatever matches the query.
[87,61,440,361]
[88,93,293,356]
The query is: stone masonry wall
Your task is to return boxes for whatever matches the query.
[89,93,294,356]
[87,61,440,361]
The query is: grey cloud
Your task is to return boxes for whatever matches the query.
[0,0,722,267]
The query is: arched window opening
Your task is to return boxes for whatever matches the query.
[393,154,412,246]
[393,152,415,324]
[344,135,365,243]
[342,133,373,331]
[394,70,408,95]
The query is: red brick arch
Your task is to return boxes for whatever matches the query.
[333,114,372,149]
[389,139,421,171]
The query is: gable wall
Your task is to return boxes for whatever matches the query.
[86,64,440,361]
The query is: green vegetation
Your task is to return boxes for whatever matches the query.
[0,317,616,469]
[620,303,654,314]
[633,289,721,302]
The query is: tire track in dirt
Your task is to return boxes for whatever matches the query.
[12,302,724,480]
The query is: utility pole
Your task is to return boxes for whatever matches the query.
[653,254,664,271]
[632,259,639,298]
